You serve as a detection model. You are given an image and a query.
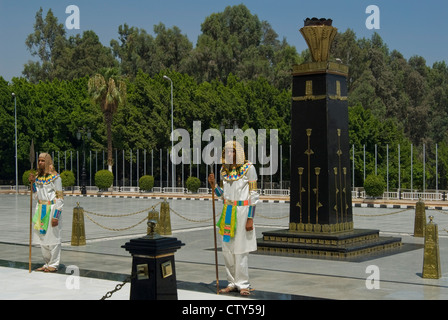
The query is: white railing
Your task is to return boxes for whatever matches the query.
[0,185,28,191]
[401,192,443,201]
[352,190,366,198]
[263,189,290,196]
[197,188,210,194]
[382,192,399,199]
[120,186,140,193]
[163,187,185,193]
[351,188,447,201]
[2,185,447,201]
[184,188,210,194]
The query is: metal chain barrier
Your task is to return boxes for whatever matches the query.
[169,203,289,221]
[352,207,448,234]
[168,206,219,223]
[82,201,422,232]
[83,201,163,217]
[431,209,448,233]
[354,207,448,233]
[84,212,149,231]
[100,276,131,300]
[81,201,163,231]
[435,209,448,215]
[257,212,289,220]
[353,208,412,217]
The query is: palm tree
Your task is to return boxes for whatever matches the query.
[88,69,127,173]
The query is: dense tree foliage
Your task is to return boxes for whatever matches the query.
[1,4,447,190]
[24,8,116,82]
[88,69,127,171]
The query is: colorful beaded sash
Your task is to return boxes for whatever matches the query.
[32,202,52,234]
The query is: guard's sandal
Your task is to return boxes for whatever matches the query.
[44,267,58,273]
[35,266,47,272]
[240,288,253,296]
[219,286,237,294]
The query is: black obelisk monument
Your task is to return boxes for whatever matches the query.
[257,18,401,258]
[289,18,352,233]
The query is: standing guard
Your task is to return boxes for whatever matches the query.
[208,140,259,296]
[28,153,64,272]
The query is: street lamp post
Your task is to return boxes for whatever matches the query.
[163,75,175,191]
[12,93,17,193]
[77,128,91,195]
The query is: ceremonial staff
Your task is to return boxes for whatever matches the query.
[28,139,35,273]
[209,164,220,294]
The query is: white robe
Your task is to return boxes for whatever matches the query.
[32,174,64,246]
[217,163,259,255]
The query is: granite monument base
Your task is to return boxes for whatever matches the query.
[257,228,402,260]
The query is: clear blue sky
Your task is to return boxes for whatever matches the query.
[1,0,447,82]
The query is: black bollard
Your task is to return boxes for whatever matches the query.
[122,221,184,300]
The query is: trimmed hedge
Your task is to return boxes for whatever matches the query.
[186,176,201,193]
[364,174,385,198]
[139,175,154,191]
[60,170,75,188]
[95,170,114,190]
[22,170,34,187]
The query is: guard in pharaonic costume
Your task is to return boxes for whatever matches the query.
[208,141,259,296]
[28,153,64,272]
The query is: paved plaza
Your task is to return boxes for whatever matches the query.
[2,192,448,302]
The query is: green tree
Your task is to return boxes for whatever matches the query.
[153,23,192,73]
[110,24,157,78]
[88,69,127,173]
[331,29,367,91]
[183,4,298,89]
[52,30,118,80]
[111,23,192,79]
[23,8,66,83]
[348,104,413,189]
[0,77,15,180]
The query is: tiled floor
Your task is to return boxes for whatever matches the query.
[2,193,448,301]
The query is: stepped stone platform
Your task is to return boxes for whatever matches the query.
[257,228,402,260]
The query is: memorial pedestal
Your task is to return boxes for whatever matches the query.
[122,230,184,300]
[258,229,401,259]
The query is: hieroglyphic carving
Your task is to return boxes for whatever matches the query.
[304,129,314,227]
